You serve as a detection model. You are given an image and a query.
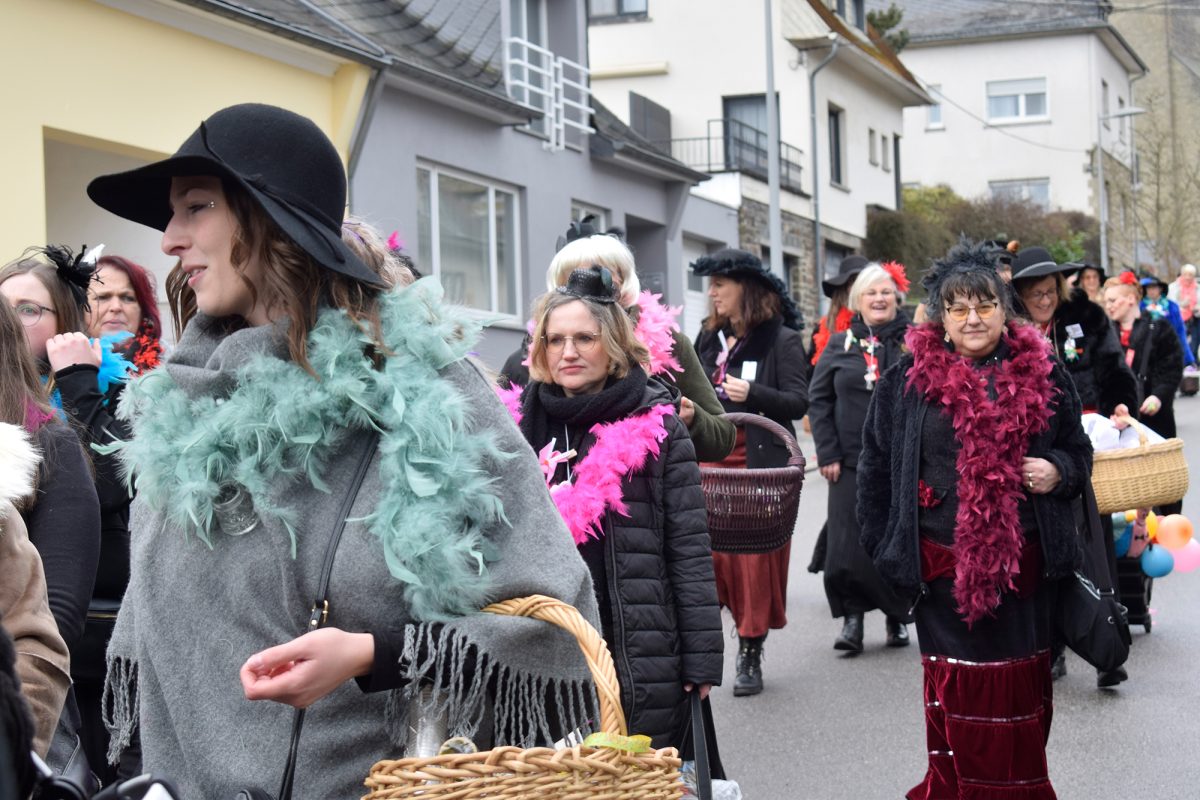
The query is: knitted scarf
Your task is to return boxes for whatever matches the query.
[905,322,1057,625]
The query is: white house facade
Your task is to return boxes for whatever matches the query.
[589,0,929,325]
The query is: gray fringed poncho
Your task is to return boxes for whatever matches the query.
[104,280,600,799]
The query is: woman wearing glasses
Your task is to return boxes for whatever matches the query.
[808,263,913,654]
[1011,247,1138,417]
[515,265,723,756]
[859,240,1091,800]
[0,253,102,656]
[1,249,162,781]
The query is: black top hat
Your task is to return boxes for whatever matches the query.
[821,254,868,298]
[557,265,619,304]
[1011,247,1075,282]
[691,248,803,330]
[87,103,381,286]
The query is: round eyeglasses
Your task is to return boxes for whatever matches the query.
[11,302,55,327]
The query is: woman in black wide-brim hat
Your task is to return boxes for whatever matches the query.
[86,103,602,798]
[693,248,808,697]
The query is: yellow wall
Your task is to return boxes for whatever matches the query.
[1,0,371,261]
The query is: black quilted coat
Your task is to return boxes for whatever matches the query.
[1052,289,1138,415]
[526,381,723,748]
[857,349,1091,605]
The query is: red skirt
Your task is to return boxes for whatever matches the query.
[705,433,790,638]
[909,652,1055,800]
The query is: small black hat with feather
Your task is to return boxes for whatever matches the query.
[556,265,619,304]
[36,244,103,312]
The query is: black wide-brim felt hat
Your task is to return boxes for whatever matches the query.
[87,103,381,287]
[1067,262,1105,281]
[821,254,869,297]
[691,248,803,330]
[1011,246,1076,282]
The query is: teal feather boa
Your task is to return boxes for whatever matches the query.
[107,279,510,620]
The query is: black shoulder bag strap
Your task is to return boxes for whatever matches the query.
[1138,320,1156,384]
[275,431,380,800]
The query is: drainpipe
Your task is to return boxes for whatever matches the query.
[348,68,388,196]
[764,0,783,281]
[809,34,841,315]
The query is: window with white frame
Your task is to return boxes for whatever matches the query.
[417,165,521,316]
[989,178,1050,210]
[829,103,846,186]
[881,135,891,172]
[1101,79,1110,127]
[869,128,878,165]
[571,201,609,232]
[589,0,647,20]
[927,85,943,128]
[986,78,1047,122]
[1118,96,1127,142]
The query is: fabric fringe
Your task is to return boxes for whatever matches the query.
[386,624,599,751]
[102,656,138,765]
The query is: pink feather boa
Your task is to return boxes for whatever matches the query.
[633,291,682,378]
[905,322,1057,626]
[494,383,672,544]
[552,403,673,544]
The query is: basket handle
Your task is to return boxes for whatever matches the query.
[1114,414,1149,447]
[482,595,627,737]
[720,412,805,468]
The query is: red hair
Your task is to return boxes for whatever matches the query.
[97,255,161,341]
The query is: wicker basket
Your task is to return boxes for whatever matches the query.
[1092,416,1189,514]
[363,595,682,799]
[700,412,806,554]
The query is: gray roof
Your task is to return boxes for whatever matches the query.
[863,0,1109,45]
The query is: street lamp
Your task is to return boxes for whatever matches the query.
[1097,106,1145,273]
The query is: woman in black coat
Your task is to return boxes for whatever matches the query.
[809,264,912,654]
[1103,273,1184,514]
[1012,247,1138,416]
[518,266,723,753]
[859,242,1090,800]
[693,249,808,697]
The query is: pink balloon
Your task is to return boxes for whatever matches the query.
[1174,539,1200,574]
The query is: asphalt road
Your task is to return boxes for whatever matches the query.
[709,391,1200,799]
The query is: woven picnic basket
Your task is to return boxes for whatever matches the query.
[700,412,806,554]
[1092,416,1188,514]
[362,595,683,799]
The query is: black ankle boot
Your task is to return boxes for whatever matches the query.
[885,617,910,647]
[834,613,864,653]
[733,635,765,696]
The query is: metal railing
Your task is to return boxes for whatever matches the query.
[506,37,595,151]
[652,118,805,194]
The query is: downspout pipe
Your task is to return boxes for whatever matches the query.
[809,35,841,316]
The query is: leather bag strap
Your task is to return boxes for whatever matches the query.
[277,432,379,800]
[690,690,712,800]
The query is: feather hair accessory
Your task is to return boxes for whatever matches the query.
[37,243,104,312]
[920,238,1003,309]
[880,260,910,294]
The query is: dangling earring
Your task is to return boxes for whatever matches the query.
[944,330,951,343]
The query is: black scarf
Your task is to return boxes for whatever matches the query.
[519,367,648,460]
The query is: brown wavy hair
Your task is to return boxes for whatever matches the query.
[167,180,386,373]
[0,301,53,432]
[703,274,782,335]
[0,254,89,336]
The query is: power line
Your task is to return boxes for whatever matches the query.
[920,82,1090,155]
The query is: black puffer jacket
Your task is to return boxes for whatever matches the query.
[857,339,1091,604]
[1053,289,1138,415]
[695,315,809,468]
[523,381,723,748]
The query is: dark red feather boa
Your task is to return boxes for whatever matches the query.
[905,322,1058,625]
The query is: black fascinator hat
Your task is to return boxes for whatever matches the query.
[87,103,381,287]
[36,244,100,312]
[557,265,619,304]
[691,248,803,330]
[922,238,1015,323]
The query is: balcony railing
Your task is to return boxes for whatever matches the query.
[652,118,805,195]
[506,37,594,152]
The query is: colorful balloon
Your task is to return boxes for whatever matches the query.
[1173,539,1200,574]
[1126,509,1137,523]
[1141,544,1174,578]
[1156,515,1194,552]
[1115,525,1132,558]
[1111,512,1129,532]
